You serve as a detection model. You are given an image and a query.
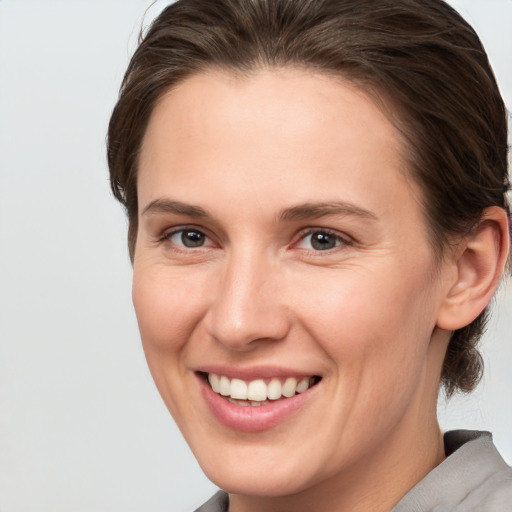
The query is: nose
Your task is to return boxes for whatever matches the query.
[204,249,291,351]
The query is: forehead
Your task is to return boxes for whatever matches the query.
[138,68,422,225]
[142,68,402,155]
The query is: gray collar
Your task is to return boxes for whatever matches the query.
[392,430,510,511]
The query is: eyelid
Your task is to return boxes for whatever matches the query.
[156,224,353,252]
[293,227,354,251]
[159,225,217,248]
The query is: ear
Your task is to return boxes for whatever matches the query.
[437,206,510,331]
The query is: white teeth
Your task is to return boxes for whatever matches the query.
[247,379,267,401]
[296,377,309,393]
[282,377,298,397]
[267,378,282,400]
[228,398,251,407]
[230,378,248,399]
[219,375,231,396]
[208,373,220,393]
[207,373,316,403]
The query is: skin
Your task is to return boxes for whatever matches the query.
[132,69,506,512]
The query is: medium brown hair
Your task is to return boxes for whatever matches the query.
[107,0,510,396]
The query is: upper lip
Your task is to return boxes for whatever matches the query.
[195,365,320,381]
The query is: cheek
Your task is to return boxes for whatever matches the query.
[132,267,207,419]
[132,267,206,353]
[294,264,438,379]
[291,269,439,454]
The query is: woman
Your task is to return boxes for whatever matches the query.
[107,0,511,510]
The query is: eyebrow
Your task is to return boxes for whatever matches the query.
[141,198,378,223]
[142,199,210,218]
[278,201,378,222]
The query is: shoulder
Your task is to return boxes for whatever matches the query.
[447,430,512,511]
[394,430,512,512]
[457,460,512,511]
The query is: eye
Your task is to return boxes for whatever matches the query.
[296,230,347,251]
[167,228,210,248]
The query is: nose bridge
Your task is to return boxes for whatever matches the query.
[206,244,289,350]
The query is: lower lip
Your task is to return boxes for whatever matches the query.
[198,374,319,432]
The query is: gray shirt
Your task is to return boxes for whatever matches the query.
[194,430,512,511]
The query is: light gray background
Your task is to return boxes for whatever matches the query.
[0,1,510,511]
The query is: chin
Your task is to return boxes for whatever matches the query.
[191,437,327,498]
[205,463,314,498]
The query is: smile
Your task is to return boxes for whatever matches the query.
[207,373,319,406]
[197,369,322,431]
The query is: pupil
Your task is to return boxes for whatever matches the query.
[182,230,204,247]
[311,232,335,250]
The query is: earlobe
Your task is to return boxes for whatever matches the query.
[437,206,510,331]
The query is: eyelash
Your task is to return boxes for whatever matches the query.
[159,226,352,253]
[294,228,352,253]
[159,226,216,250]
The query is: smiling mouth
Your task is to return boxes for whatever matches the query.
[202,372,322,406]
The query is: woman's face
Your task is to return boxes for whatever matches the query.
[133,69,450,500]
